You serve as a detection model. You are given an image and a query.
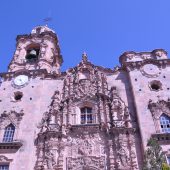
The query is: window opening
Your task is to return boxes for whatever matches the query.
[0,165,9,170]
[160,114,170,133]
[3,124,15,142]
[14,92,23,101]
[149,80,162,91]
[167,157,170,165]
[81,107,93,124]
[151,84,160,91]
[26,48,39,63]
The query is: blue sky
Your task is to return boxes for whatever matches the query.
[0,0,170,72]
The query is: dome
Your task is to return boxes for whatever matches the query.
[31,25,55,34]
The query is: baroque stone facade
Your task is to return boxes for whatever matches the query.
[0,26,170,169]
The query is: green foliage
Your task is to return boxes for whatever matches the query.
[143,138,166,170]
[162,163,170,170]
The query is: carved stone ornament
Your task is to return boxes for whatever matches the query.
[148,99,170,119]
[0,155,12,163]
[66,133,105,170]
[0,109,24,129]
[34,54,138,170]
[67,156,105,170]
[148,99,170,133]
[114,133,138,170]
[140,63,161,78]
[110,87,132,128]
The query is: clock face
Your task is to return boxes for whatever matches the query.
[140,64,161,78]
[13,75,29,88]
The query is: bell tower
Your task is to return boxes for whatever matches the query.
[8,25,63,74]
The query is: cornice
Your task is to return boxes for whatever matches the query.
[121,59,170,72]
[16,31,58,43]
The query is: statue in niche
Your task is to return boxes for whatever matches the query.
[37,111,50,132]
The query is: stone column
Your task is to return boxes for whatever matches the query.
[99,96,105,123]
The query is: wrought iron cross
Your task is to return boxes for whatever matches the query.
[43,17,52,26]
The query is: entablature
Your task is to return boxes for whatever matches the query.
[119,49,168,65]
[0,141,22,153]
[0,69,48,81]
[152,133,170,144]
[121,59,170,72]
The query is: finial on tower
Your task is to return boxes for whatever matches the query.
[82,52,88,63]
[43,17,52,26]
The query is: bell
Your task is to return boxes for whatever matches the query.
[26,49,38,61]
[29,49,37,55]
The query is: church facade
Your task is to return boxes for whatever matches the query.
[0,26,170,170]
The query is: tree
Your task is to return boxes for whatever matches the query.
[143,137,166,170]
[162,163,170,170]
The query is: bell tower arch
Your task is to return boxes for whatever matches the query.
[8,25,63,74]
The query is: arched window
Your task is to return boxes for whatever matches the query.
[160,114,170,133]
[81,107,94,124]
[3,124,15,142]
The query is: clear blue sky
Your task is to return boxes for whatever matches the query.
[0,0,170,72]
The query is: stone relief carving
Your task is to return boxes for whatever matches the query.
[0,155,12,163]
[66,133,102,156]
[140,64,161,78]
[114,132,138,170]
[148,99,170,119]
[35,54,138,170]
[148,99,170,133]
[110,87,131,128]
[66,133,105,170]
[116,134,131,168]
[0,109,24,129]
[43,146,57,170]
[67,156,105,170]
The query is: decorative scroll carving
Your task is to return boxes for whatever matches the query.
[148,99,170,119]
[35,135,64,170]
[66,132,105,170]
[115,132,138,170]
[148,99,170,133]
[0,109,24,129]
[67,156,105,170]
[116,134,131,168]
[34,54,138,170]
[43,146,57,170]
[0,155,12,163]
